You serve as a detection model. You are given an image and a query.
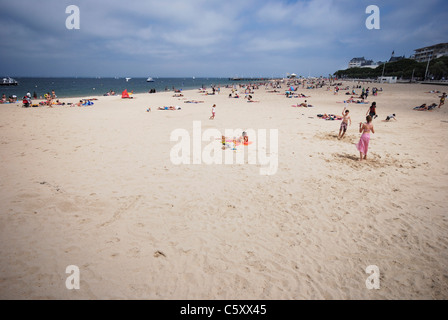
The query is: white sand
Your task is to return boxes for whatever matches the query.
[0,82,447,299]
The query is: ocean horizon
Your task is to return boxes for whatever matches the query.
[1,77,273,99]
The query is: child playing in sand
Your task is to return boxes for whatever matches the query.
[210,104,216,120]
[338,107,351,140]
[385,114,397,121]
[356,115,375,161]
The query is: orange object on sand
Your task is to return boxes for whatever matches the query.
[122,89,130,99]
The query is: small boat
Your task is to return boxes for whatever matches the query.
[146,77,155,82]
[126,77,131,82]
[1,77,18,86]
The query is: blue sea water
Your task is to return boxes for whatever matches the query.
[1,77,265,99]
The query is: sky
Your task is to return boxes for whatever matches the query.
[0,0,447,78]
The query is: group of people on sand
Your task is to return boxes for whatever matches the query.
[103,89,117,96]
[1,93,19,103]
[336,101,394,162]
[337,106,374,161]
[413,92,446,111]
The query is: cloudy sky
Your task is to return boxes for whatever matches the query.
[1,0,447,78]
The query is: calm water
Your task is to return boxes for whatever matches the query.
[1,77,267,99]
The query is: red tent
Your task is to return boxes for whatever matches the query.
[122,89,130,99]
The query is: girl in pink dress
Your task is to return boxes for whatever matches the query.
[356,115,375,161]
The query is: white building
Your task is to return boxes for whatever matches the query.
[348,57,379,69]
[413,43,448,63]
[378,76,397,84]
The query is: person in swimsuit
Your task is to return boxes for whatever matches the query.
[366,102,377,119]
[438,92,446,108]
[356,115,375,161]
[210,104,216,119]
[338,106,351,140]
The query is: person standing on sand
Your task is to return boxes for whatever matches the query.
[438,92,446,108]
[367,102,378,119]
[210,104,216,120]
[338,106,351,140]
[356,115,375,161]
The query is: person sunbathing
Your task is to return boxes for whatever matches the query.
[184,100,204,103]
[158,106,182,110]
[414,103,437,111]
[70,100,83,107]
[317,113,341,120]
[413,103,428,110]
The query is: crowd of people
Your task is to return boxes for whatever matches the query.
[5,81,447,163]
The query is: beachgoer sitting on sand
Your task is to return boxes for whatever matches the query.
[295,100,309,107]
[22,96,31,108]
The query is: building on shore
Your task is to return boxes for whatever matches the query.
[378,76,397,84]
[412,43,448,63]
[348,57,380,69]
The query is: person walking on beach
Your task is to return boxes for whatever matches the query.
[356,115,375,161]
[367,102,378,119]
[338,106,351,140]
[438,92,446,108]
[210,104,216,120]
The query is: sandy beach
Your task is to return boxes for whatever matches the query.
[0,81,447,299]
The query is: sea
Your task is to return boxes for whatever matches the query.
[1,77,268,99]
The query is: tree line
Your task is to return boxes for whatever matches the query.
[334,56,448,80]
